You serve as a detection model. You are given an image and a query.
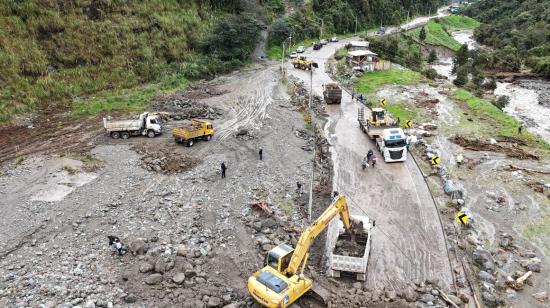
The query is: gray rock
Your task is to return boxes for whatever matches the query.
[145,273,163,285]
[478,270,496,284]
[420,294,435,303]
[139,262,154,273]
[176,245,187,257]
[207,296,222,307]
[154,257,175,274]
[430,289,439,296]
[252,222,262,232]
[473,248,496,272]
[447,294,462,306]
[129,238,148,255]
[84,300,95,308]
[352,282,362,289]
[385,290,397,301]
[173,272,186,285]
[402,287,417,302]
[123,294,137,303]
[222,304,239,308]
[520,257,541,272]
[481,291,499,308]
[532,291,549,302]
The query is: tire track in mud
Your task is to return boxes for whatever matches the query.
[215,68,276,141]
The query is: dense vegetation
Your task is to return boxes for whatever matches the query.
[268,0,448,49]
[0,0,261,121]
[464,0,550,77]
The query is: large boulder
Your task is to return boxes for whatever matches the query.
[145,273,163,285]
[128,238,148,255]
[172,272,186,285]
[520,257,541,272]
[473,248,496,272]
[154,256,175,274]
[478,271,496,284]
[402,286,417,302]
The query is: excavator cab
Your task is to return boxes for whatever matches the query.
[266,244,294,273]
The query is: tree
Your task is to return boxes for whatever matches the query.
[428,50,438,64]
[268,18,291,46]
[453,65,468,87]
[419,26,426,42]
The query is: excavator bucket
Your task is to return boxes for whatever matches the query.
[312,63,319,68]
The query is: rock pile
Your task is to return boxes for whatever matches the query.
[150,92,223,120]
[131,144,200,174]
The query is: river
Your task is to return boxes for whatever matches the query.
[433,29,550,143]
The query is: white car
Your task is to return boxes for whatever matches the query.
[289,52,298,58]
[296,46,306,53]
[320,39,328,45]
[331,37,339,42]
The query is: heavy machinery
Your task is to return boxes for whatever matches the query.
[248,195,352,307]
[103,112,162,139]
[358,107,407,162]
[322,82,342,104]
[291,56,318,70]
[172,119,214,147]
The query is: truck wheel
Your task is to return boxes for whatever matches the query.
[111,132,120,139]
[187,139,194,147]
[147,130,155,138]
[121,132,130,139]
[204,135,212,141]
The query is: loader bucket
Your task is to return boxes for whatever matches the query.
[312,63,319,68]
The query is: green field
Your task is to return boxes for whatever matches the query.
[406,16,480,51]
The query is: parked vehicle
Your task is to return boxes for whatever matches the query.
[313,42,322,50]
[331,36,339,42]
[322,82,342,104]
[320,39,328,45]
[173,119,214,147]
[289,51,298,59]
[296,46,306,53]
[103,112,162,139]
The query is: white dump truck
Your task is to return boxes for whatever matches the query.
[326,215,372,281]
[103,112,162,139]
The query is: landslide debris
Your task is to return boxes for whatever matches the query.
[131,144,200,174]
[450,135,539,160]
[150,90,223,120]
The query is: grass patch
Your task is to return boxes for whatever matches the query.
[440,15,480,30]
[452,88,550,150]
[71,75,189,117]
[405,16,479,51]
[355,68,422,95]
[62,165,78,175]
[522,215,550,255]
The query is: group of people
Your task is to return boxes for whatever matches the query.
[361,149,377,170]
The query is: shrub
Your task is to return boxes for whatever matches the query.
[422,68,438,80]
[492,95,510,110]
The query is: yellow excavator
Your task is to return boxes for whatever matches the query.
[247,195,352,307]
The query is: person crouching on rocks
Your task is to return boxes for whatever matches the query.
[108,236,123,256]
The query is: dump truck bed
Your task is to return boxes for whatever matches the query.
[172,125,205,140]
[326,215,372,281]
[104,119,142,132]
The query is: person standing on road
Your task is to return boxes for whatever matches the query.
[296,181,303,196]
[221,162,227,178]
[518,124,523,134]
[259,147,263,160]
[352,91,355,101]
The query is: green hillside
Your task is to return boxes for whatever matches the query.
[0,0,261,121]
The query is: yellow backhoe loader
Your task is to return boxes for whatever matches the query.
[247,195,352,307]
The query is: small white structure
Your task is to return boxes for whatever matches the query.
[346,50,378,72]
[349,40,369,51]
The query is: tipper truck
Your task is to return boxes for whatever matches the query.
[172,119,214,147]
[322,82,342,104]
[358,107,407,162]
[103,112,162,139]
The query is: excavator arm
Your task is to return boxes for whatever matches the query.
[285,195,351,275]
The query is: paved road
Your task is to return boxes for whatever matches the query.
[287,37,453,290]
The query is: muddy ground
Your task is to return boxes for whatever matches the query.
[0,63,329,307]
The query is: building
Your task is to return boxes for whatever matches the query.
[349,40,369,51]
[346,50,378,72]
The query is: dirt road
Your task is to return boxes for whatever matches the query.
[286,40,454,291]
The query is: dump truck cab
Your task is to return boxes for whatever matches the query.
[376,128,408,162]
[173,119,214,147]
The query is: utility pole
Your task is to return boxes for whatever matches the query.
[281,41,285,72]
[354,15,358,35]
[320,19,324,40]
[308,68,314,222]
